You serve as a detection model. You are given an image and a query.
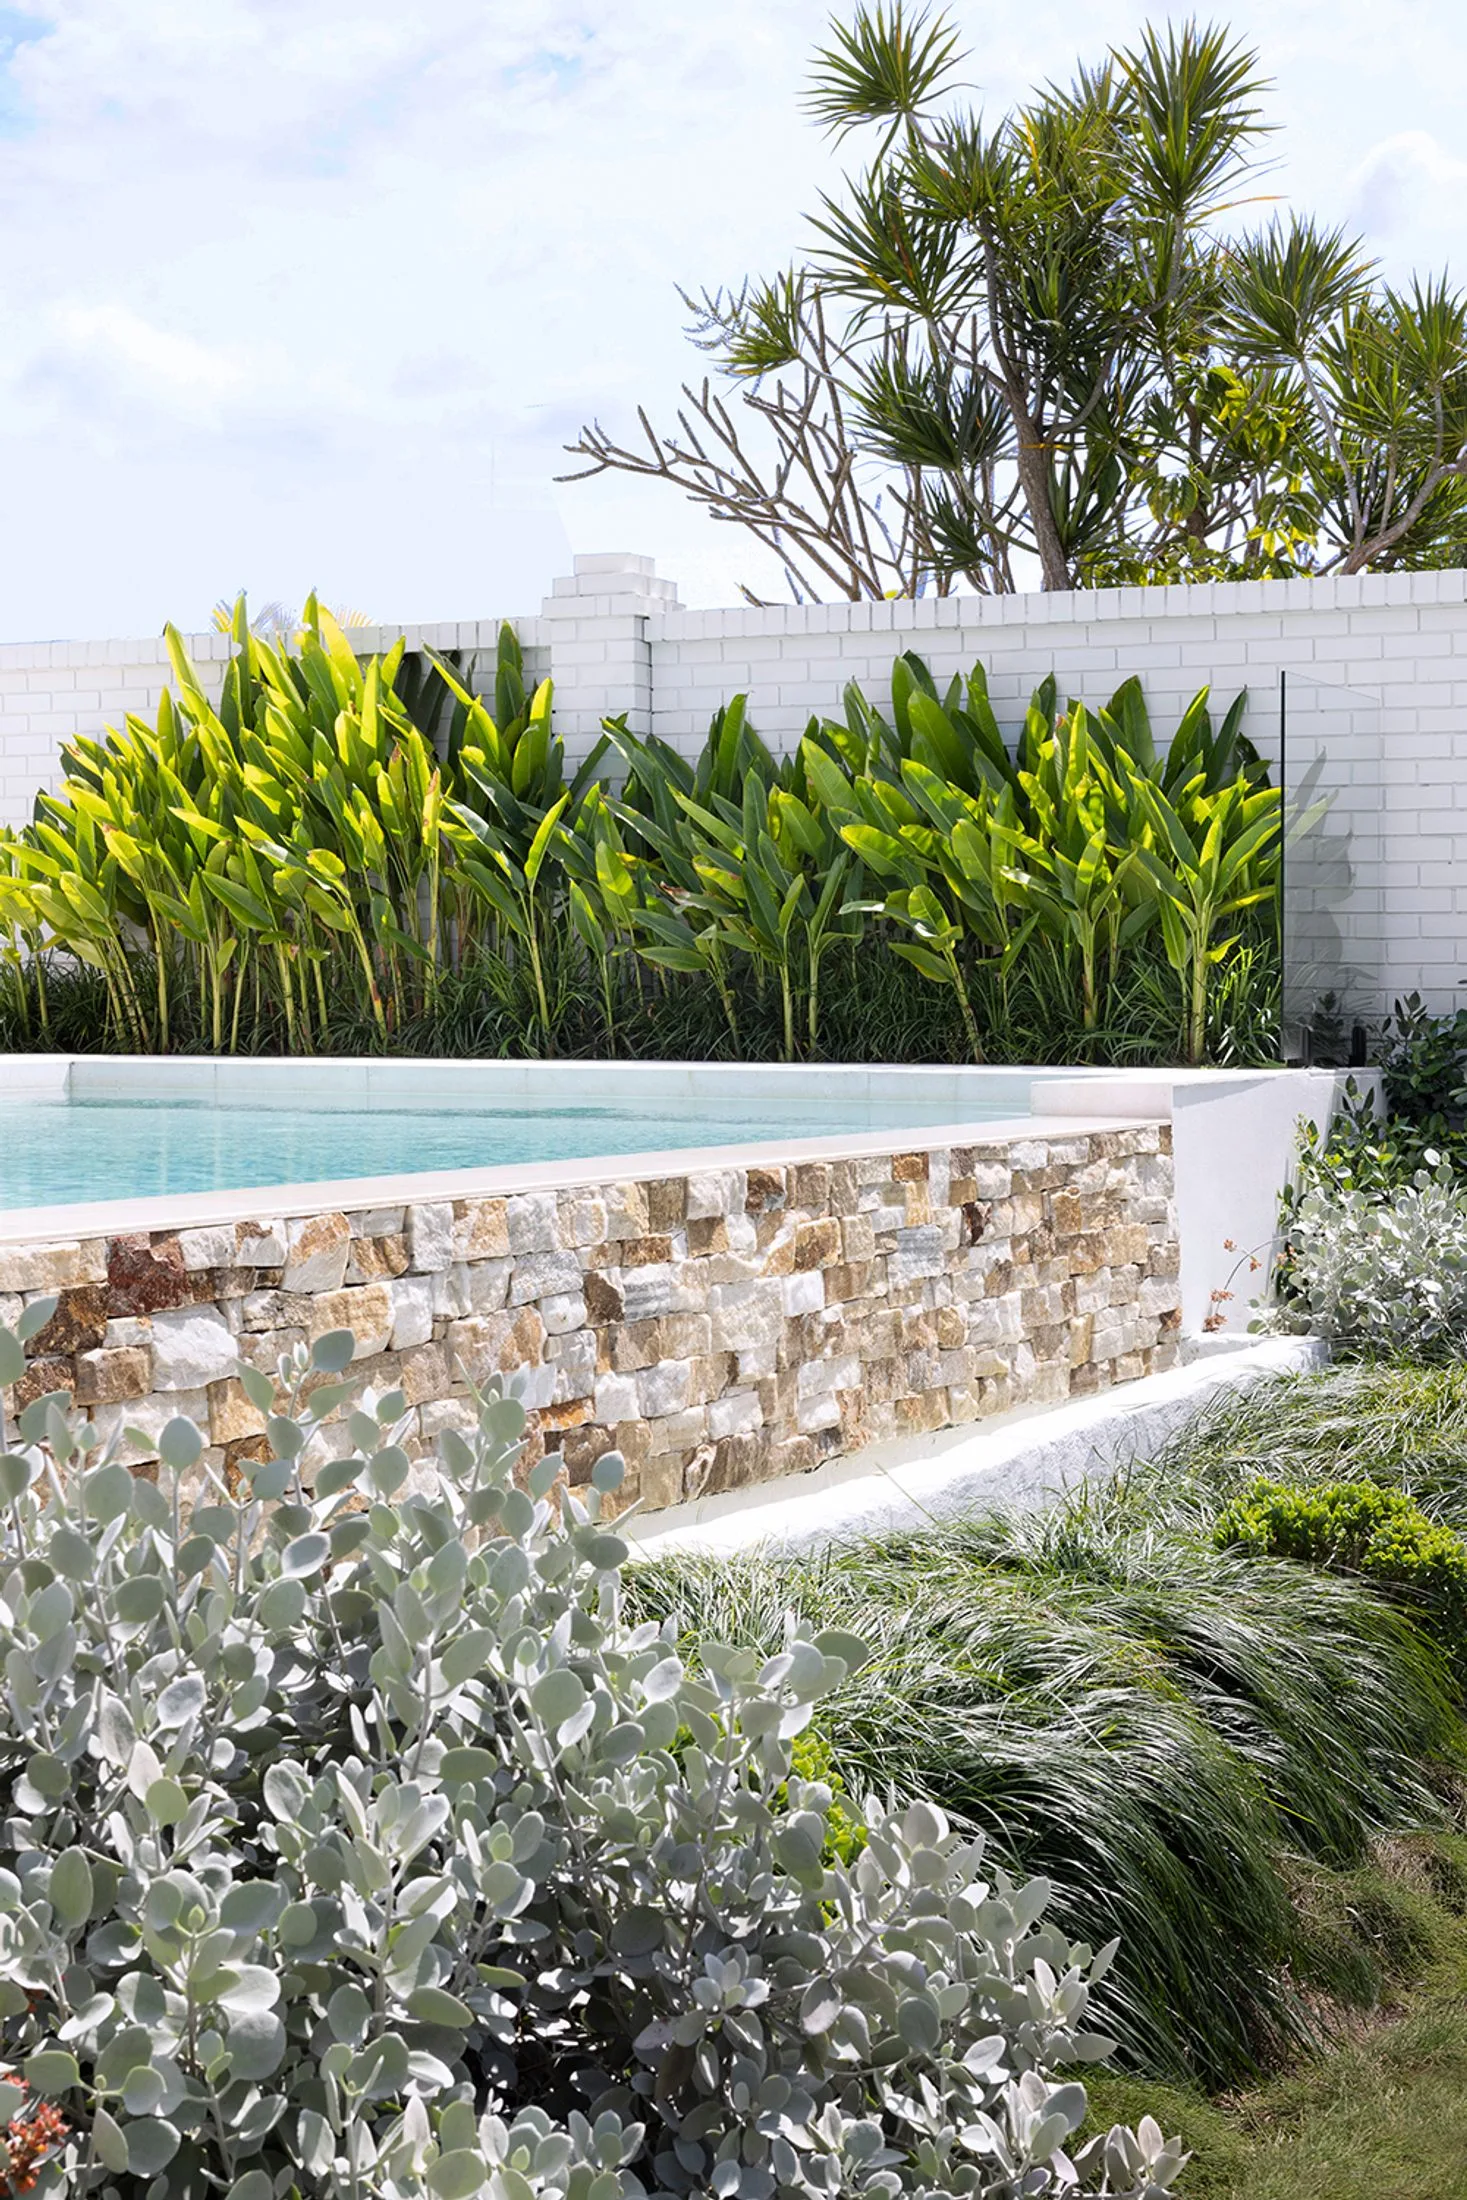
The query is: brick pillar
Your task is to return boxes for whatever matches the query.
[538,552,680,763]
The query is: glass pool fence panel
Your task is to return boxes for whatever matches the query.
[1279,670,1386,1064]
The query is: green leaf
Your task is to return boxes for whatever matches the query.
[311,1329,356,1374]
[441,1629,496,1689]
[92,2105,130,2173]
[145,1777,189,1826]
[159,1416,203,1472]
[406,1984,474,2027]
[282,1531,330,1578]
[438,1746,498,1787]
[530,1668,586,1729]
[125,2118,181,2176]
[49,1847,94,1929]
[429,2150,489,2200]
[24,2048,79,2093]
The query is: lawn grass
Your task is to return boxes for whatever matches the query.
[1087,1845,1467,2197]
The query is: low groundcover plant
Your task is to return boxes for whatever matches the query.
[0,1310,1183,2199]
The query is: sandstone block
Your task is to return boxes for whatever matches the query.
[206,1376,266,1444]
[780,1271,824,1317]
[346,1233,409,1283]
[643,1178,688,1232]
[150,1307,237,1390]
[707,1389,763,1440]
[637,1451,686,1511]
[405,1202,455,1274]
[508,1250,582,1306]
[72,1343,151,1407]
[604,1182,649,1239]
[506,1192,559,1255]
[7,1355,74,1412]
[235,1219,287,1265]
[399,1341,450,1405]
[637,1358,692,1418]
[841,1213,877,1262]
[794,1218,842,1271]
[620,1234,674,1268]
[25,1283,108,1357]
[454,1199,510,1260]
[583,1272,624,1324]
[284,1212,352,1294]
[391,1275,435,1351]
[445,1309,545,1385]
[686,1166,746,1221]
[177,1224,236,1272]
[555,1192,607,1248]
[304,1283,394,1361]
[646,1405,707,1454]
[0,1238,107,1295]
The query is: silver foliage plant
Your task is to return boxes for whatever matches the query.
[1272,1162,1467,1357]
[0,1311,1186,2200]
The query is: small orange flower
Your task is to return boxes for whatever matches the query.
[0,2080,70,2196]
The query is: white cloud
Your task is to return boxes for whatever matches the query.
[0,0,1460,638]
[1348,130,1467,242]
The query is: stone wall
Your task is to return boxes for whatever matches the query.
[0,1124,1179,1512]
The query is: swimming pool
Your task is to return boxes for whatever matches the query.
[0,1057,1036,1218]
[0,1091,1025,1212]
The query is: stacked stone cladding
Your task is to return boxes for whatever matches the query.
[0,1123,1179,1513]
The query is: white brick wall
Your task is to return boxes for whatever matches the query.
[2,555,1464,1016]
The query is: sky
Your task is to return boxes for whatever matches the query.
[0,0,1461,641]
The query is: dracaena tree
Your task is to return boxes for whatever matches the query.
[565,4,1467,599]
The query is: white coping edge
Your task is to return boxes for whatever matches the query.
[627,1335,1327,1558]
[0,1111,1157,1246]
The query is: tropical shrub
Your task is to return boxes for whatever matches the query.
[0,609,1279,1067]
[1215,1478,1467,1657]
[1381,993,1467,1134]
[0,1306,1186,2200]
[1272,1164,1467,1358]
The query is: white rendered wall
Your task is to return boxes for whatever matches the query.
[1,553,1464,1012]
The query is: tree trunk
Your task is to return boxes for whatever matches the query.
[1007,392,1073,590]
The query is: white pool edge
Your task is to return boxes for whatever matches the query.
[627,1333,1329,1557]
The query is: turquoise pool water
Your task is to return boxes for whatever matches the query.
[0,1094,1007,1212]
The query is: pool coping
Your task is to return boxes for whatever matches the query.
[0,1109,1145,1244]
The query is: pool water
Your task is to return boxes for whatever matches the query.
[0,1094,1007,1212]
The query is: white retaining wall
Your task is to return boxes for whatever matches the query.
[2,552,1464,1011]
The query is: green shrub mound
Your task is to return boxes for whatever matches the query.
[1215,1478,1467,1650]
[0,1305,1184,2200]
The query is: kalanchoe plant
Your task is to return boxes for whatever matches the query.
[0,1312,1185,2199]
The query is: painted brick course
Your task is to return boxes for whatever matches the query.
[0,1124,1179,1514]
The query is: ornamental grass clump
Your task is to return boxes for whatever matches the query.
[0,1307,1184,2200]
